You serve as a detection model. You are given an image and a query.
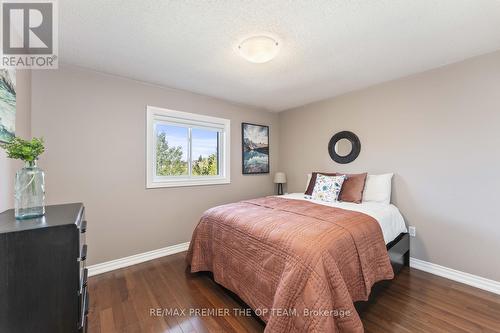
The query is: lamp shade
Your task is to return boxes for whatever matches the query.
[273,172,287,184]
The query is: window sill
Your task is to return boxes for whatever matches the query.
[146,177,231,189]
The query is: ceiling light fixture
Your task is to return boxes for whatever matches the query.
[238,36,279,63]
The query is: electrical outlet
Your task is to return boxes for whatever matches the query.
[409,226,416,237]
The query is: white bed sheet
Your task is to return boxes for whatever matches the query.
[280,193,408,244]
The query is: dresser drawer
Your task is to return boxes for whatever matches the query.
[79,317,88,333]
[80,268,88,296]
[79,287,89,330]
[80,220,87,233]
[79,244,87,284]
[77,206,87,248]
[79,220,87,248]
[79,244,87,262]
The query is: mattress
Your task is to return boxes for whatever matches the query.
[281,193,408,244]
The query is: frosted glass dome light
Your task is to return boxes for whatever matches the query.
[238,36,279,63]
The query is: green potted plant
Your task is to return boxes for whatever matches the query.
[1,137,46,219]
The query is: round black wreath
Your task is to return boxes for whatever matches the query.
[328,131,361,164]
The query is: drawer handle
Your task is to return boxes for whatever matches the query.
[79,244,87,262]
[80,220,87,234]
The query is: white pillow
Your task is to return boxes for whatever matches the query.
[362,173,394,204]
[305,173,312,192]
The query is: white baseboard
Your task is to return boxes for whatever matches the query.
[87,245,500,296]
[87,242,190,277]
[410,257,500,295]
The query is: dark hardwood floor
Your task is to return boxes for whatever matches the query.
[88,252,500,333]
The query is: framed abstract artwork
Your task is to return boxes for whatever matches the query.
[0,69,16,143]
[242,122,269,174]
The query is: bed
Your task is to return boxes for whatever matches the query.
[187,193,408,332]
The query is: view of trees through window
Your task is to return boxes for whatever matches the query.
[155,124,219,177]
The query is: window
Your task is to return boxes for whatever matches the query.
[146,106,230,188]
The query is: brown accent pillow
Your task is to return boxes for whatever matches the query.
[305,172,336,196]
[305,172,367,204]
[337,172,367,203]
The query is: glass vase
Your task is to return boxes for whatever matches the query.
[14,160,45,220]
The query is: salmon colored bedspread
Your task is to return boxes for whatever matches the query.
[187,197,394,332]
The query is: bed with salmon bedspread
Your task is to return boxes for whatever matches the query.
[187,196,395,333]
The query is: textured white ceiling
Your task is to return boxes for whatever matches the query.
[60,0,500,111]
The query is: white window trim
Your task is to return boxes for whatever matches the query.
[146,106,231,188]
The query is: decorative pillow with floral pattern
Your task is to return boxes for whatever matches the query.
[311,174,347,202]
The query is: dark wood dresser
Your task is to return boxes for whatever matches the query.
[0,203,88,333]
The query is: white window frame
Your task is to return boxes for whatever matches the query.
[146,106,231,188]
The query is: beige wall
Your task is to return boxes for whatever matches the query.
[279,50,500,281]
[31,65,279,265]
[0,70,31,212]
[27,51,500,281]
